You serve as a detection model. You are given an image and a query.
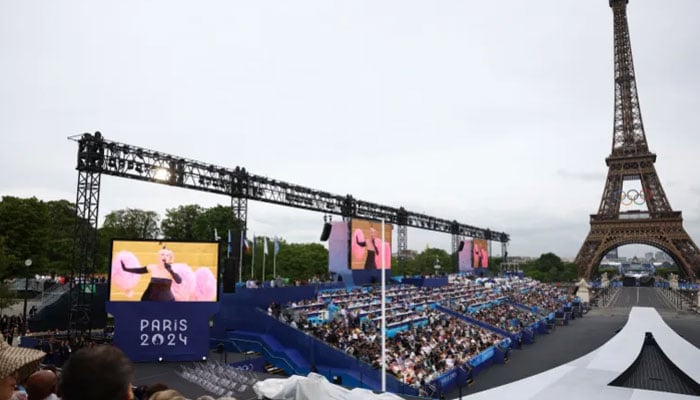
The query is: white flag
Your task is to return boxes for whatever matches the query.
[264,237,269,255]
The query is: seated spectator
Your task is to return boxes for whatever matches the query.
[58,345,133,400]
[26,370,58,400]
[0,333,46,400]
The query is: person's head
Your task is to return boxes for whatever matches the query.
[159,248,174,264]
[25,369,57,400]
[59,345,134,400]
[143,383,169,400]
[0,334,45,400]
[148,389,186,400]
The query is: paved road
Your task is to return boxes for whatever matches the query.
[447,287,700,399]
[609,287,675,310]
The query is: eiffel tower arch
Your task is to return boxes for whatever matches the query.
[575,0,700,280]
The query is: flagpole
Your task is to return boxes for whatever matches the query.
[251,235,255,280]
[262,238,267,282]
[381,218,386,392]
[238,230,244,284]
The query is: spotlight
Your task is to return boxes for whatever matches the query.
[157,356,163,363]
[202,356,207,361]
[153,167,170,181]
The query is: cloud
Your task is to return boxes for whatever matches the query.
[556,169,605,182]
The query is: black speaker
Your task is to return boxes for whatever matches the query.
[458,241,465,252]
[222,257,237,293]
[320,222,332,241]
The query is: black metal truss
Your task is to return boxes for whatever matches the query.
[70,132,509,243]
[68,135,103,340]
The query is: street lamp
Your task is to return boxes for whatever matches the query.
[23,259,32,335]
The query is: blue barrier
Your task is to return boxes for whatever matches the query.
[402,276,449,288]
[222,307,417,396]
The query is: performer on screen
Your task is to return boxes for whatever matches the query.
[356,226,381,270]
[121,247,183,301]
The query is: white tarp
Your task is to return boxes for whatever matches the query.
[252,373,406,400]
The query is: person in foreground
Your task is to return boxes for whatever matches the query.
[25,369,58,400]
[0,333,45,400]
[58,345,134,400]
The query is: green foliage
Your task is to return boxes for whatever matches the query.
[521,252,577,283]
[0,196,50,278]
[270,241,328,282]
[161,205,205,241]
[45,200,78,275]
[161,204,241,247]
[0,197,79,278]
[102,208,161,239]
[400,247,451,276]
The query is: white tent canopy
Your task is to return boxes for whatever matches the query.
[252,373,405,400]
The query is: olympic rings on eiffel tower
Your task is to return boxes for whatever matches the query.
[618,189,651,206]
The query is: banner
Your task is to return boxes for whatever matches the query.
[107,301,219,362]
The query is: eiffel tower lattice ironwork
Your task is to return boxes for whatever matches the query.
[575,0,700,280]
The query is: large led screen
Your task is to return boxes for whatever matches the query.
[458,240,473,272]
[472,239,489,269]
[350,219,392,270]
[110,240,219,302]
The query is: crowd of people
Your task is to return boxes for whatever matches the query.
[0,272,580,399]
[267,276,570,391]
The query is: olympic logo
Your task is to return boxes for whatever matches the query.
[617,188,652,206]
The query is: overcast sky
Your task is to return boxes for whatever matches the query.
[1,0,699,259]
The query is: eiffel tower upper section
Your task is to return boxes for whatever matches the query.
[595,0,674,220]
[609,0,649,157]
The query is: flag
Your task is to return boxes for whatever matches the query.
[264,237,269,255]
[227,229,232,257]
[274,237,280,256]
[214,228,220,241]
[241,234,250,253]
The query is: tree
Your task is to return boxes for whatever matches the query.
[522,253,577,283]
[405,247,451,276]
[101,208,161,239]
[0,196,51,278]
[161,204,205,241]
[45,200,79,276]
[272,242,328,282]
[162,204,241,243]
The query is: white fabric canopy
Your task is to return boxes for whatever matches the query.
[252,372,405,400]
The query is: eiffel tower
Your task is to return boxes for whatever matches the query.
[575,0,700,280]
